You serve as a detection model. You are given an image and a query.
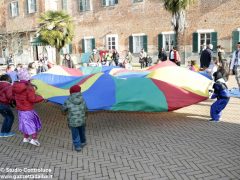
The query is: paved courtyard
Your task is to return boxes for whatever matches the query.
[0,76,240,180]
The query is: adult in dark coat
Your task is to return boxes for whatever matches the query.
[158,48,167,62]
[200,44,213,69]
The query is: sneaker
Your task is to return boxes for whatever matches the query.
[23,138,31,143]
[0,133,5,137]
[81,142,87,147]
[75,147,82,152]
[29,139,40,146]
[209,119,219,122]
[4,132,15,137]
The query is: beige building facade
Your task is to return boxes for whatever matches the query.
[0,0,240,64]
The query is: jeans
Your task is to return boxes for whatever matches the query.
[210,98,229,120]
[0,103,14,133]
[70,126,86,148]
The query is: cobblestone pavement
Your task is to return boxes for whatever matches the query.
[0,76,240,180]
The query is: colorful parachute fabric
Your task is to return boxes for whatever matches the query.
[32,61,212,112]
[80,66,150,78]
[43,65,83,76]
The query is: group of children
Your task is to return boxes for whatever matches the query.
[0,68,88,151]
[0,68,44,146]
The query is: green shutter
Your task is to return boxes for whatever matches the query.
[211,32,217,52]
[26,0,29,14]
[9,3,12,17]
[173,34,177,47]
[102,0,106,6]
[158,34,163,50]
[232,31,240,52]
[91,38,95,50]
[79,0,83,11]
[60,48,63,55]
[62,0,67,10]
[129,36,133,53]
[192,32,198,53]
[69,44,73,54]
[34,0,37,12]
[143,35,148,52]
[82,39,85,53]
[115,0,118,4]
[16,2,19,16]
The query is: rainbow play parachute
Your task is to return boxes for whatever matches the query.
[32,61,212,112]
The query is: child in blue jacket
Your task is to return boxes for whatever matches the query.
[210,63,230,121]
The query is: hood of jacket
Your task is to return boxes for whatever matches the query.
[12,81,29,94]
[68,92,83,105]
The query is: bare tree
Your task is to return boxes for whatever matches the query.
[0,31,24,58]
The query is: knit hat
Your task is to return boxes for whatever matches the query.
[70,85,81,94]
[18,68,31,81]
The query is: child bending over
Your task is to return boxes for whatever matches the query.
[210,62,230,121]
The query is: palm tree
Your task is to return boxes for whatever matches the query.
[37,11,74,65]
[162,0,196,52]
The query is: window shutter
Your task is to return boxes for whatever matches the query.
[60,48,63,55]
[129,36,133,53]
[35,0,37,12]
[91,38,95,50]
[79,0,83,11]
[16,2,19,16]
[232,31,240,52]
[143,35,148,52]
[62,0,67,10]
[86,0,90,10]
[9,3,12,17]
[158,34,163,50]
[211,32,217,52]
[102,0,106,6]
[26,0,29,14]
[173,34,177,47]
[192,32,198,53]
[82,39,85,53]
[68,44,73,54]
[115,0,118,4]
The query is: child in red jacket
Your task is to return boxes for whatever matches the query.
[0,74,15,137]
[12,68,44,146]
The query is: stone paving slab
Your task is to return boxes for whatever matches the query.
[0,76,240,180]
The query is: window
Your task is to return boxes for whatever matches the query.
[79,0,91,11]
[102,0,118,7]
[133,0,143,3]
[45,0,58,11]
[62,0,67,11]
[200,33,211,51]
[84,39,93,52]
[106,35,118,50]
[159,32,176,52]
[10,2,19,17]
[27,0,37,14]
[82,37,95,53]
[129,34,148,53]
[133,36,143,53]
[192,30,217,53]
